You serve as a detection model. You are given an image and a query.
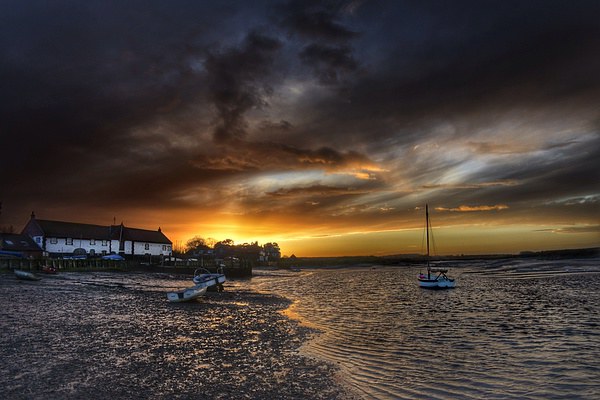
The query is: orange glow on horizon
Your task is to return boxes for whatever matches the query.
[161,220,599,257]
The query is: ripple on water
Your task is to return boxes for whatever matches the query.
[253,261,600,400]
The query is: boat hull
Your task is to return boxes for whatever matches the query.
[437,279,456,289]
[14,270,41,281]
[418,276,456,289]
[192,274,226,286]
[192,268,226,288]
[166,286,207,302]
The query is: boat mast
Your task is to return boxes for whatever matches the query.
[426,204,430,270]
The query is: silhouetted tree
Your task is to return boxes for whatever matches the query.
[214,239,235,259]
[235,241,261,261]
[263,242,281,261]
[185,236,218,257]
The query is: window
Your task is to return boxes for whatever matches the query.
[35,237,41,244]
[89,249,95,256]
[50,238,58,244]
[90,239,96,245]
[144,243,150,250]
[66,238,73,245]
[102,240,108,246]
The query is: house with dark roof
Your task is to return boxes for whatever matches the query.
[21,213,172,258]
[0,233,43,258]
[110,225,173,257]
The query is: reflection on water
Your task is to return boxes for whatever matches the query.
[251,259,600,400]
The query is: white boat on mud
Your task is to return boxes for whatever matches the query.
[417,205,456,289]
[14,269,41,281]
[192,267,226,291]
[166,285,207,303]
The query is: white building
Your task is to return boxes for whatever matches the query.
[22,213,172,258]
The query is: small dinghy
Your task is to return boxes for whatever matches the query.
[192,266,226,291]
[14,269,41,281]
[166,285,207,303]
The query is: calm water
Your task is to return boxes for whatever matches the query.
[249,258,600,399]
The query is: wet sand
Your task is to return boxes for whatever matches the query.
[0,272,356,399]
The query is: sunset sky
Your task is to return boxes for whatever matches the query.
[1,1,598,256]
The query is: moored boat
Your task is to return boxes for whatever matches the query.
[166,285,207,302]
[417,205,456,289]
[418,268,455,289]
[14,269,41,281]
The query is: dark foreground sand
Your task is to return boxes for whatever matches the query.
[0,272,356,399]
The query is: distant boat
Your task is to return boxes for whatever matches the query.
[166,285,207,302]
[417,204,456,289]
[192,266,226,292]
[14,269,41,281]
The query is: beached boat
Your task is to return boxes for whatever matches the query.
[166,285,207,302]
[192,266,226,291]
[417,205,456,289]
[14,269,41,281]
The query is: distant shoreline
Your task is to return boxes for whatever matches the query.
[279,247,599,269]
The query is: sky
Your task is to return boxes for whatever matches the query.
[1,0,599,256]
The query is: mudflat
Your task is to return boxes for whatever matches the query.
[0,271,354,399]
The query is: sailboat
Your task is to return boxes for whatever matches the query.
[417,204,456,289]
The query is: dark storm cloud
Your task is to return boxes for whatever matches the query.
[0,1,215,180]
[204,31,282,143]
[299,0,600,146]
[501,143,600,203]
[278,0,359,41]
[282,144,371,168]
[192,142,377,175]
[275,0,361,86]
[299,43,359,85]
[423,139,600,219]
[262,184,372,216]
